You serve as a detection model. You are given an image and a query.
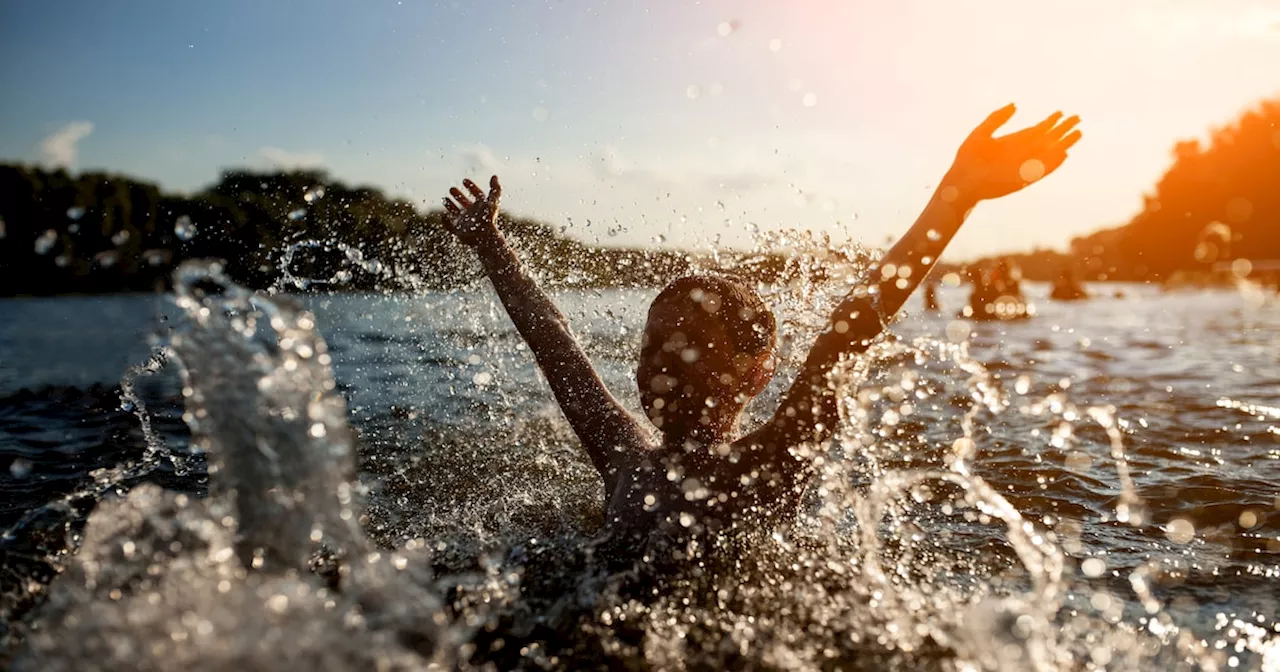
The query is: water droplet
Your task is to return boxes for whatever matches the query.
[34,229,57,254]
[288,208,307,221]
[716,21,735,37]
[802,92,818,107]
[95,250,119,268]
[1081,557,1106,577]
[1165,517,1195,544]
[266,594,289,613]
[686,85,701,99]
[945,320,970,343]
[174,215,196,241]
[66,206,85,220]
[144,249,170,266]
[111,229,130,245]
[926,229,942,241]
[532,106,549,123]
[9,457,32,478]
[1194,241,1218,263]
[1019,159,1046,182]
[473,371,493,385]
[303,185,326,203]
[768,38,783,52]
[1226,197,1253,223]
[1014,376,1031,395]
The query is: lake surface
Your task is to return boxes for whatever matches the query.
[1,281,1278,669]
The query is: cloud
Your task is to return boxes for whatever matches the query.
[257,146,325,170]
[457,144,502,173]
[39,121,94,169]
[589,145,780,193]
[590,145,667,189]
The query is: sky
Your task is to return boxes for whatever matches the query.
[2,0,1278,259]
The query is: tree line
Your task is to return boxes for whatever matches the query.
[0,165,852,296]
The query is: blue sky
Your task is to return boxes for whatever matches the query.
[3,1,1279,257]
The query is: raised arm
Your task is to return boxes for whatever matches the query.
[442,176,647,481]
[738,105,1082,464]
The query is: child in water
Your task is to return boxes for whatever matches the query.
[440,104,1080,545]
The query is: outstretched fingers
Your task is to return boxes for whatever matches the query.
[1040,129,1083,175]
[1057,129,1083,152]
[442,198,462,217]
[1044,115,1081,145]
[994,111,1061,146]
[488,175,502,202]
[971,103,1017,139]
[1033,111,1064,135]
[449,187,473,209]
[463,178,485,201]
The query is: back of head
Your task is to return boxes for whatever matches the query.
[645,275,776,358]
[638,274,777,438]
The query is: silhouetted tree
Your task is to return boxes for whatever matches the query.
[2,163,836,296]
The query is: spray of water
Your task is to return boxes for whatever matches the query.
[9,243,1278,670]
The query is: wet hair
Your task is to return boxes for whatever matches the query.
[646,275,776,355]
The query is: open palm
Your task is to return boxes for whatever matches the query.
[441,175,502,246]
[951,104,1082,202]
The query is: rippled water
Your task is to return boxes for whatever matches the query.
[1,273,1277,670]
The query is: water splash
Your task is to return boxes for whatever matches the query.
[273,239,391,292]
[118,347,188,475]
[7,241,1278,670]
[169,259,367,570]
[15,259,451,669]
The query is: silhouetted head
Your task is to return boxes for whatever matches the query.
[638,275,777,442]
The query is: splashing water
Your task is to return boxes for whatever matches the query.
[173,215,196,242]
[33,230,57,255]
[14,260,448,669]
[5,243,1279,670]
[274,239,392,292]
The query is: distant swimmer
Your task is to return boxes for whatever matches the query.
[965,259,1031,320]
[1050,265,1089,301]
[437,104,1081,552]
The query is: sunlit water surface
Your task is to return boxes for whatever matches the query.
[1,271,1277,670]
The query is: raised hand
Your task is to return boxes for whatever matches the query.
[947,104,1081,202]
[441,175,502,246]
